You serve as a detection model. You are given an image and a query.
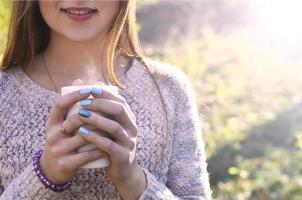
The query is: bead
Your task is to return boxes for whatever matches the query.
[32,149,72,192]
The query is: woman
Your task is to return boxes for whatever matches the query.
[0,0,212,199]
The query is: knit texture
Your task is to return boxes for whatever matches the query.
[0,58,212,200]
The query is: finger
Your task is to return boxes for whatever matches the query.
[62,113,85,135]
[55,129,111,154]
[46,123,69,146]
[90,87,136,122]
[61,149,108,170]
[78,128,127,163]
[53,134,89,155]
[48,87,92,125]
[78,110,131,146]
[80,98,137,133]
[91,87,123,102]
[46,113,86,145]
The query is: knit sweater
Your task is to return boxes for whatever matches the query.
[0,58,212,200]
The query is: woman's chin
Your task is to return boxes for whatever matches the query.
[61,30,102,42]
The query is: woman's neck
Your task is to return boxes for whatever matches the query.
[24,31,130,90]
[42,31,108,82]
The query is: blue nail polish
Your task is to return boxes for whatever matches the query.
[79,108,91,118]
[79,127,90,136]
[91,87,102,96]
[80,88,91,95]
[80,99,92,106]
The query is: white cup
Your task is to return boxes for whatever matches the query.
[61,84,119,168]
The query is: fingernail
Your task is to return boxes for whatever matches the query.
[80,99,92,106]
[91,87,102,96]
[79,108,91,118]
[79,127,90,136]
[80,88,91,95]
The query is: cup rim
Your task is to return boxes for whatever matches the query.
[60,84,118,95]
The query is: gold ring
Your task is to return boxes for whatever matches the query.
[59,124,68,135]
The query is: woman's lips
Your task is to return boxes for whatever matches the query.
[60,7,97,21]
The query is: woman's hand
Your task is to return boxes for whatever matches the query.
[77,88,147,200]
[40,88,107,184]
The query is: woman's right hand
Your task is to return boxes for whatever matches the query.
[40,88,107,184]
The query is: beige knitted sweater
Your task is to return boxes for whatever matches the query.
[0,58,212,200]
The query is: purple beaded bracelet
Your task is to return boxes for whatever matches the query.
[32,149,72,192]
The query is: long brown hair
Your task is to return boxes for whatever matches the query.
[0,0,144,89]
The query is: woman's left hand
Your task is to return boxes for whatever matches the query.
[77,87,146,200]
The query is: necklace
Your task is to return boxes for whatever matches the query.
[41,53,60,94]
[40,51,131,94]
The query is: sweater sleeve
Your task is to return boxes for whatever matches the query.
[0,71,65,199]
[0,71,7,196]
[138,70,212,200]
[0,158,65,199]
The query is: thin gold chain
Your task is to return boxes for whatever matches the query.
[41,53,60,93]
[40,50,131,94]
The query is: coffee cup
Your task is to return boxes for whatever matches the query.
[61,84,118,168]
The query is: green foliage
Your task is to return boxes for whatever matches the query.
[0,0,10,57]
[146,15,302,200]
[216,149,302,200]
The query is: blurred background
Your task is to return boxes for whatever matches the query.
[1,0,302,199]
